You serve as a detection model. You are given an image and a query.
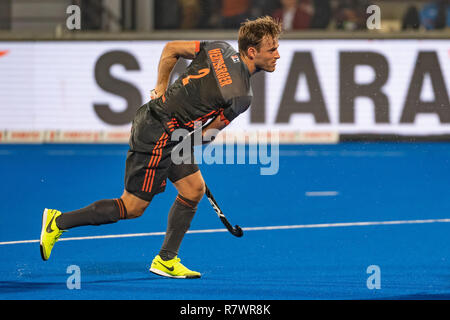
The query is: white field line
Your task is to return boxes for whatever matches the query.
[1,218,450,246]
[305,191,339,196]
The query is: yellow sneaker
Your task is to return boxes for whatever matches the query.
[149,255,201,279]
[40,208,65,261]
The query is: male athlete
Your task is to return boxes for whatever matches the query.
[40,16,282,278]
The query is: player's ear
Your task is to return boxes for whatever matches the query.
[247,46,257,60]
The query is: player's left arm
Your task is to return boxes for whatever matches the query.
[152,41,201,99]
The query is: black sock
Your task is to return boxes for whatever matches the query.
[55,198,127,230]
[159,194,198,261]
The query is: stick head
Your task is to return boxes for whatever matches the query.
[231,225,244,237]
[220,216,244,237]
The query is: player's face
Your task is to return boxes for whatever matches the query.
[254,36,280,73]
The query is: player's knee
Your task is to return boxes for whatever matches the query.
[185,180,205,202]
[126,205,146,219]
[178,183,204,203]
[197,180,206,197]
[120,192,149,219]
[175,171,206,202]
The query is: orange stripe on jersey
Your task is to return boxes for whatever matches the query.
[194,41,200,53]
[183,109,218,128]
[219,108,230,125]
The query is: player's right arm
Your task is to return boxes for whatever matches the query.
[152,41,201,99]
[201,95,251,144]
[201,113,230,144]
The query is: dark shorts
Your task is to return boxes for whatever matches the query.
[124,103,199,202]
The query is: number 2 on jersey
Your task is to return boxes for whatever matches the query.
[182,68,210,86]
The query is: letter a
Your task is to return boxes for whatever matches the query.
[366,265,381,289]
[66,5,81,30]
[366,5,381,30]
[66,265,81,289]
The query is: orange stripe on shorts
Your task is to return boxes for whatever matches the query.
[142,133,169,193]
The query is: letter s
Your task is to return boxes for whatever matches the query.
[94,51,142,125]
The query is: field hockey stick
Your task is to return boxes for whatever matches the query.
[205,185,243,237]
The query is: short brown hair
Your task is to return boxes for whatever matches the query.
[238,16,282,56]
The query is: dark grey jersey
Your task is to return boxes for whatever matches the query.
[151,41,253,132]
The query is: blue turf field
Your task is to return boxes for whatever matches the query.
[0,143,449,300]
